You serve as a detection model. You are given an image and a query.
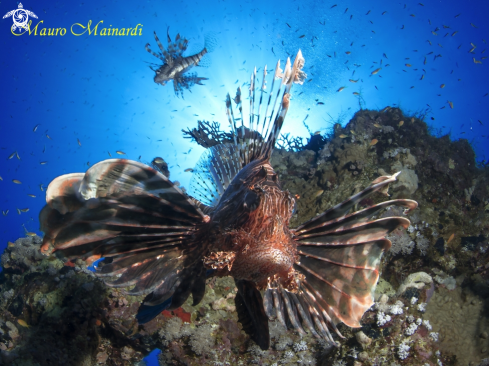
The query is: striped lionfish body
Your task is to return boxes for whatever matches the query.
[145,28,211,97]
[40,50,418,350]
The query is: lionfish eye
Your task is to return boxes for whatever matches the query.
[243,189,261,211]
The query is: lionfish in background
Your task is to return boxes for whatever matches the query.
[145,27,214,97]
[40,50,418,350]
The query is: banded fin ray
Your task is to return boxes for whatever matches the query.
[40,159,208,318]
[188,50,307,208]
[265,173,417,343]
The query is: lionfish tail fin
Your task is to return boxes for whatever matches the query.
[265,173,417,343]
[40,159,209,324]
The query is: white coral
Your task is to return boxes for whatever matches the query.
[377,311,391,326]
[293,340,308,352]
[398,341,411,360]
[405,323,418,336]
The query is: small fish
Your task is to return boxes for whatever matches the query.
[440,84,445,88]
[314,190,324,198]
[405,63,412,67]
[154,157,165,164]
[26,232,36,237]
[40,184,44,191]
[286,23,291,28]
[374,123,382,128]
[27,194,36,198]
[17,208,21,215]
[40,161,47,165]
[470,23,477,28]
[339,134,348,138]
[337,87,346,92]
[371,68,381,75]
[451,31,458,36]
[8,241,14,247]
[184,168,194,172]
[314,131,321,135]
[17,319,30,328]
[13,179,21,184]
[108,151,112,157]
[0,176,2,181]
[330,4,337,8]
[370,138,378,146]
[16,152,20,160]
[431,31,437,36]
[353,92,360,95]
[2,210,8,216]
[116,151,126,155]
[7,152,16,160]
[398,121,404,127]
[448,101,454,109]
[349,79,359,83]
[77,138,82,146]
[316,102,324,105]
[345,51,351,55]
[20,208,29,212]
[33,124,40,132]
[473,58,482,64]
[46,134,52,140]
[447,233,455,244]
[454,13,461,18]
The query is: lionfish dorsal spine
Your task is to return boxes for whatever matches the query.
[188,50,306,207]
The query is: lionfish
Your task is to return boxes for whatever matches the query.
[39,50,417,350]
[145,27,213,97]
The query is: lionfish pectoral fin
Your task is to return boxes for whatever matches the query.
[235,279,270,350]
[40,159,209,324]
[269,173,419,343]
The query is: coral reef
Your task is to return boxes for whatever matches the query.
[1,106,488,365]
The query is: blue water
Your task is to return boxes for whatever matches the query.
[1,0,488,364]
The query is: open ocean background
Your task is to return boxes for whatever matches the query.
[1,0,488,363]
